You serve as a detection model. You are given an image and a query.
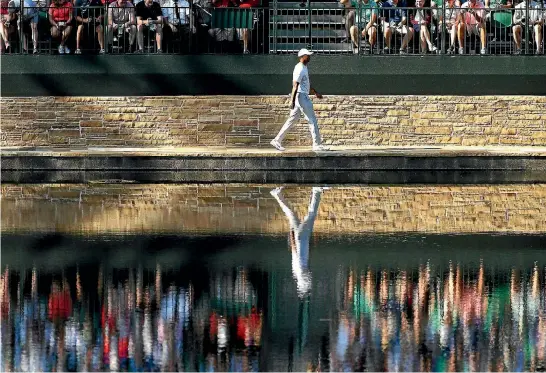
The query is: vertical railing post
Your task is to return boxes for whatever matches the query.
[441,1,446,54]
[19,0,24,52]
[307,0,312,49]
[524,0,529,54]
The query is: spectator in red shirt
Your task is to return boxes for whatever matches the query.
[48,0,74,54]
[208,0,238,45]
[0,0,15,52]
[237,0,258,54]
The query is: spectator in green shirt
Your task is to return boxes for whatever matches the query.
[341,0,378,53]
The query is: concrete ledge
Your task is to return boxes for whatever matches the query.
[2,146,546,183]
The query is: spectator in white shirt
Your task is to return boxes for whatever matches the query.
[512,0,544,54]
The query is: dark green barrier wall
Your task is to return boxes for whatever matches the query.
[1,55,546,96]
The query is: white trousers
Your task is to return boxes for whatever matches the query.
[274,93,322,146]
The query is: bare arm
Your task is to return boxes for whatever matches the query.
[310,87,322,99]
[290,81,299,110]
[107,6,113,25]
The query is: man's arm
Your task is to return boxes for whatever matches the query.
[107,5,113,25]
[48,6,57,26]
[310,87,323,99]
[290,81,299,110]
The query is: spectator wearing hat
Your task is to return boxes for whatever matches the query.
[135,0,163,53]
[107,0,137,51]
[49,0,73,54]
[270,48,326,152]
[512,0,543,54]
[74,0,106,54]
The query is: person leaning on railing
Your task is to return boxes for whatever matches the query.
[461,0,487,54]
[7,0,39,53]
[107,0,136,51]
[379,0,415,54]
[512,0,544,54]
[161,0,191,43]
[48,0,73,54]
[342,0,378,53]
[135,0,163,53]
[74,0,106,54]
[437,0,464,54]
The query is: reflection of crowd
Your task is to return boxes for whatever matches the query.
[0,265,263,372]
[2,261,545,372]
[325,263,546,372]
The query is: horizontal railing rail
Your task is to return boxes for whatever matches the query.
[0,1,544,55]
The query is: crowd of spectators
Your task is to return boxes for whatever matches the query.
[0,0,545,54]
[342,0,545,54]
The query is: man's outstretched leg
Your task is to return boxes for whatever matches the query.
[271,105,302,152]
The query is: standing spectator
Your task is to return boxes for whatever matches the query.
[8,0,39,53]
[342,0,378,54]
[512,0,543,54]
[410,0,436,52]
[238,0,257,54]
[438,0,463,54]
[461,0,487,54]
[0,0,14,52]
[208,0,238,48]
[380,0,415,54]
[74,0,105,54]
[135,0,163,53]
[48,0,73,54]
[107,0,136,51]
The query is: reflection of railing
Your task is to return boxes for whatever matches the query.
[1,2,545,55]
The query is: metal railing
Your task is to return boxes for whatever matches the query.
[0,1,544,55]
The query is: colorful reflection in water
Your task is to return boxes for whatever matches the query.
[1,259,545,372]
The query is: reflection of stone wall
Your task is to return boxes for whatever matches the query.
[2,184,545,234]
[1,96,546,148]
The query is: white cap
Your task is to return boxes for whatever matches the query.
[297,48,314,57]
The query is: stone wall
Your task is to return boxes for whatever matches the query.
[2,184,545,234]
[1,96,546,148]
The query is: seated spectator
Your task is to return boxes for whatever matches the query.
[135,0,163,53]
[74,0,105,54]
[161,0,191,38]
[380,0,414,54]
[7,0,39,53]
[48,0,73,54]
[512,0,543,54]
[461,0,487,54]
[208,0,238,46]
[107,0,136,51]
[438,0,464,54]
[410,0,436,52]
[238,0,258,54]
[341,0,378,53]
[340,0,356,50]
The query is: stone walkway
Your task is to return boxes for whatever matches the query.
[3,145,546,157]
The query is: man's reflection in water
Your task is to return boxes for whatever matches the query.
[270,186,327,299]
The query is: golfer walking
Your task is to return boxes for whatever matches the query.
[270,48,327,152]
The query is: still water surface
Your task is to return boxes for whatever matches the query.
[1,185,546,372]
